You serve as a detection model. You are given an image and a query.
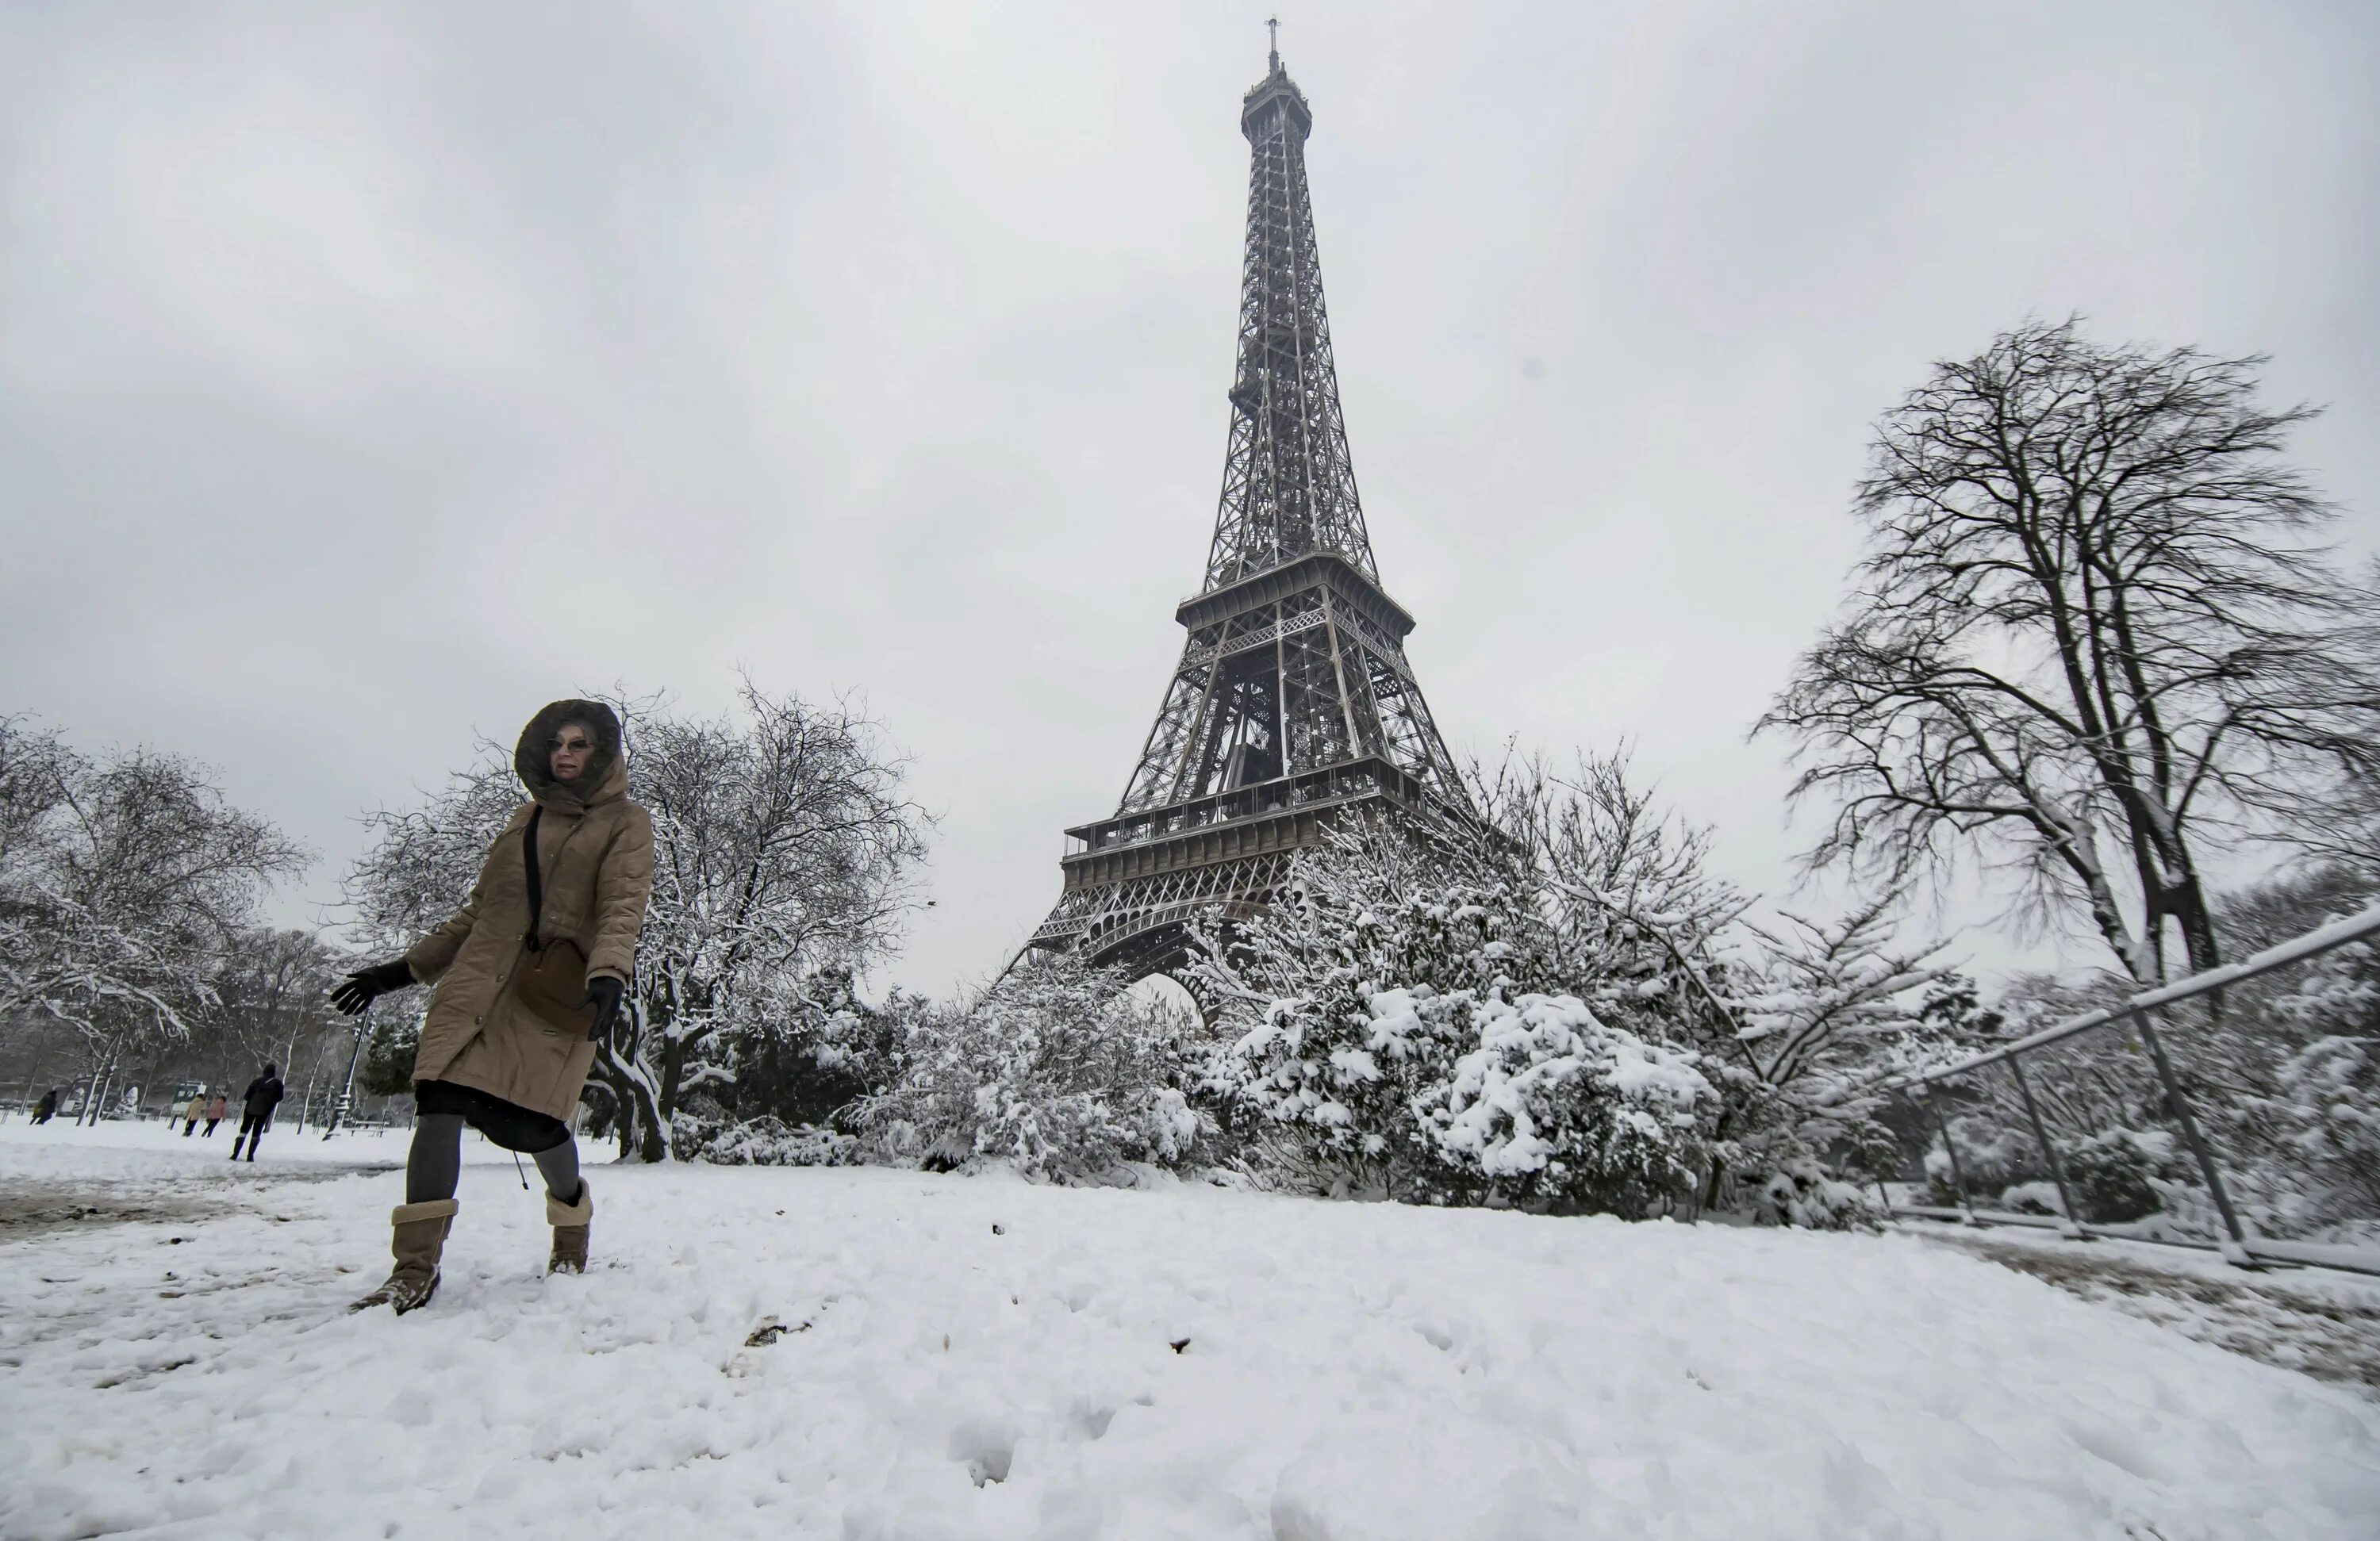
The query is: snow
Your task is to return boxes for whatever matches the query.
[6,1121,2380,1539]
[1898,1218,2380,1392]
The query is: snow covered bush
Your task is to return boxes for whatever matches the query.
[1999,1181,2066,1217]
[1753,1160,1881,1230]
[2060,1129,2177,1224]
[1194,821,1717,1215]
[1185,757,1972,1220]
[681,1114,861,1167]
[1198,868,1519,1196]
[854,954,1210,1183]
[1419,991,1715,1214]
[2236,930,2380,1228]
[1705,900,1952,1197]
[356,1011,421,1099]
[1463,755,1956,1214]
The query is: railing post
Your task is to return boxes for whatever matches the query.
[1924,1088,1976,1222]
[2005,1054,2086,1240]
[2129,1006,2254,1265]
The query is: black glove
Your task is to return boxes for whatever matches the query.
[586,976,625,1041]
[330,959,414,1016]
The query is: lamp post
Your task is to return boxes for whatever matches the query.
[323,1010,370,1139]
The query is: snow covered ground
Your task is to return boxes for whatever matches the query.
[1902,1219,2380,1393]
[5,1121,2378,1540]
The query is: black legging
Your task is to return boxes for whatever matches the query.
[405,1114,582,1206]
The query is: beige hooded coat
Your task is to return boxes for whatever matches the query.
[404,701,655,1122]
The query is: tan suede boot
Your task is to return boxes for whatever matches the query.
[350,1199,457,1314]
[547,1181,593,1275]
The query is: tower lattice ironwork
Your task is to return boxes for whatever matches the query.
[1027,42,1470,976]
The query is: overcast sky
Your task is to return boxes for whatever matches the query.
[4,1,2376,995]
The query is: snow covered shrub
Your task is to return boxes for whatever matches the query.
[2000,1181,2066,1217]
[1463,755,1963,1215]
[854,954,1210,1182]
[1193,761,1960,1217]
[1200,888,1507,1196]
[1754,1160,1880,1230]
[1195,826,1715,1214]
[684,1115,861,1167]
[1418,991,1715,1214]
[2229,930,2380,1228]
[2269,1034,2380,1212]
[1921,1147,1961,1207]
[1709,902,1952,1202]
[356,1010,422,1099]
[1916,1110,2033,1207]
[2060,1129,2175,1224]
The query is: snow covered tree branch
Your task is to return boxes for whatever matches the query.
[1760,319,2380,984]
[2,717,311,1114]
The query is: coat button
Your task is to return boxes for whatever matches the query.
[474,1015,482,1025]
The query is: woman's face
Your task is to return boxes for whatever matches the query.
[551,723,596,783]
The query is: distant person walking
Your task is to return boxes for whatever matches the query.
[204,1091,228,1135]
[229,1065,284,1161]
[332,700,653,1315]
[182,1092,206,1136]
[33,1089,59,1125]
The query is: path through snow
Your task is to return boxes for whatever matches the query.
[3,1121,2378,1539]
[1905,1220,2380,1394]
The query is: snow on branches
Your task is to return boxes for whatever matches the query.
[1190,814,1718,1214]
[1421,991,1714,1215]
[854,953,1208,1183]
[601,684,929,1161]
[1189,754,1951,1221]
[2,716,309,1101]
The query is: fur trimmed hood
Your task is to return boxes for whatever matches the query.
[514,700,627,814]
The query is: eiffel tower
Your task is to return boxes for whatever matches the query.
[1026,34,1471,977]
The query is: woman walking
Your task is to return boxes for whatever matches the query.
[330,700,653,1314]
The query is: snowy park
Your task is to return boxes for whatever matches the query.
[5,1119,2379,1541]
[9,6,2380,1539]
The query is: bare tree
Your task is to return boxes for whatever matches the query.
[0,718,310,1113]
[597,684,931,1160]
[346,753,526,947]
[199,929,347,1099]
[1760,318,2380,983]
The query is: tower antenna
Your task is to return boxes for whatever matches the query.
[1266,15,1280,70]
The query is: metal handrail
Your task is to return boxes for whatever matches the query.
[1887,902,2380,1090]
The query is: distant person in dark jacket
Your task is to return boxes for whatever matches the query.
[33,1089,59,1125]
[230,1066,285,1162]
[204,1091,228,1135]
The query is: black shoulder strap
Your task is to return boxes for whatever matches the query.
[521,805,545,953]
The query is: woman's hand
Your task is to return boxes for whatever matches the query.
[330,960,415,1016]
[586,976,625,1041]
